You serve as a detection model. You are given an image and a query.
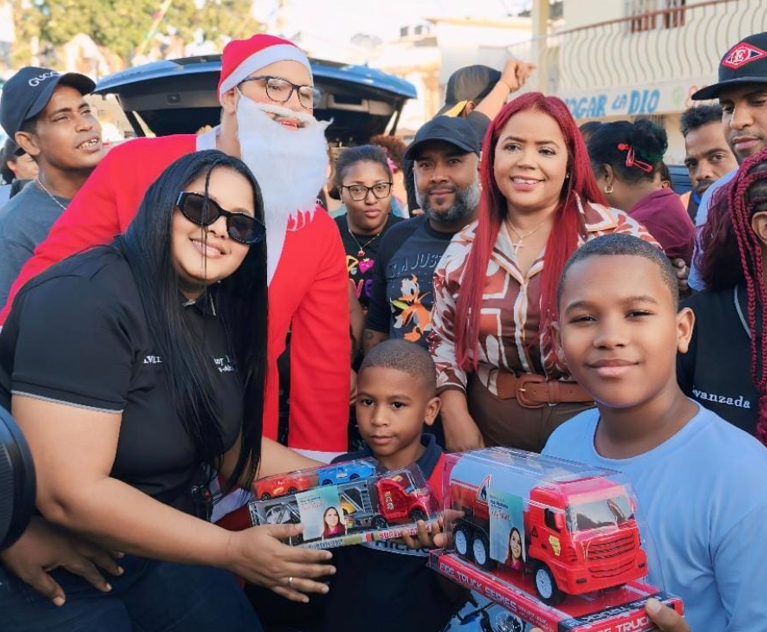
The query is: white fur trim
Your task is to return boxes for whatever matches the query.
[219,44,311,97]
[196,126,218,150]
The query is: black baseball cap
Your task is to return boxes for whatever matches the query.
[0,66,96,139]
[405,116,482,161]
[437,65,501,117]
[692,32,767,100]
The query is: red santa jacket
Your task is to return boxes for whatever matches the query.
[0,134,350,457]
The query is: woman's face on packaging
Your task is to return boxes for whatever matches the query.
[325,508,339,527]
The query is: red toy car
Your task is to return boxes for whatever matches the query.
[253,474,314,500]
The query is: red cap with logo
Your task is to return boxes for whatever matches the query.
[692,31,767,100]
[217,34,312,98]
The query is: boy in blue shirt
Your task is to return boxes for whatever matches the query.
[544,233,767,631]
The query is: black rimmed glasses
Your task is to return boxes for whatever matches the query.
[340,182,393,202]
[239,75,321,109]
[175,192,265,245]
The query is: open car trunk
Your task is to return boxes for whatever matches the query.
[94,56,417,145]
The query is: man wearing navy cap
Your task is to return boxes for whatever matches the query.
[688,32,767,289]
[404,61,534,212]
[0,66,103,306]
[364,116,481,355]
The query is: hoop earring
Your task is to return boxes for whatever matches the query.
[604,184,614,194]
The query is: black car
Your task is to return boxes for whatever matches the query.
[94,55,417,145]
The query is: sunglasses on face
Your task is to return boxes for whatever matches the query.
[175,192,265,245]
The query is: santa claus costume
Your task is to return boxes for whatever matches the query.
[0,35,350,521]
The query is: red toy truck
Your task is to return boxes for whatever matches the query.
[431,448,681,632]
[368,471,432,528]
[448,450,647,604]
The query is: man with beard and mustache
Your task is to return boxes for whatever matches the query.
[680,105,737,222]
[687,31,767,289]
[0,35,350,468]
[364,117,480,353]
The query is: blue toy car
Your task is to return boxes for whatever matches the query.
[317,461,377,486]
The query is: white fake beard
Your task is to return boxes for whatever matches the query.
[236,97,330,283]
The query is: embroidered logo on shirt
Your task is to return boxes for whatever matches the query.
[143,355,163,365]
[722,43,767,70]
[214,355,235,373]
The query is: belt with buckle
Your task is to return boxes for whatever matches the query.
[495,371,594,409]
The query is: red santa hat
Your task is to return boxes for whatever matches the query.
[218,34,312,98]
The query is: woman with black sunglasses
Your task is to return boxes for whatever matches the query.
[0,151,334,632]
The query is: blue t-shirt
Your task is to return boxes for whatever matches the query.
[543,404,767,632]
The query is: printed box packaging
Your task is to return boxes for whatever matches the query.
[429,447,682,632]
[249,457,440,549]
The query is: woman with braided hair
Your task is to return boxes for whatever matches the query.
[588,119,695,265]
[680,149,767,442]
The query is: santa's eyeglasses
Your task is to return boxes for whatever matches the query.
[239,75,321,109]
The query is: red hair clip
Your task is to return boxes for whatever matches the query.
[617,143,654,173]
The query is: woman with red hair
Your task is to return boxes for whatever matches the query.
[679,149,767,443]
[430,93,658,452]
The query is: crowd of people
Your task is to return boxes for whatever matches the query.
[0,26,766,632]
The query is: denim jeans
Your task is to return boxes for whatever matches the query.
[0,554,263,631]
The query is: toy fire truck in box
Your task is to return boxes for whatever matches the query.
[249,458,439,549]
[430,448,682,632]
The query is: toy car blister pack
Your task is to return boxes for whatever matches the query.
[249,457,441,549]
[429,447,682,632]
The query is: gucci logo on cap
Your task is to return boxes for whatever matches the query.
[28,71,60,87]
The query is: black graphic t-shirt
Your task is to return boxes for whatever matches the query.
[366,215,456,348]
[677,285,760,436]
[334,212,403,312]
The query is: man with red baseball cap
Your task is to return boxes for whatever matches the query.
[0,35,350,465]
[687,31,767,289]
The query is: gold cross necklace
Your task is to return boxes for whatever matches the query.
[506,217,549,256]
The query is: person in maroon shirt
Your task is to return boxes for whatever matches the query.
[588,119,695,265]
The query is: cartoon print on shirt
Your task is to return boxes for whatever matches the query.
[347,254,375,302]
[390,274,431,343]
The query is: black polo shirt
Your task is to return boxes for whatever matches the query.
[677,285,760,436]
[0,247,243,513]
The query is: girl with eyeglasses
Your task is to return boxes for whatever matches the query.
[0,151,334,632]
[334,145,404,315]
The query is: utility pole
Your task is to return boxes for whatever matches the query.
[531,0,549,93]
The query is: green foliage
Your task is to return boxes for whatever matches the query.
[12,0,261,64]
[166,0,263,44]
